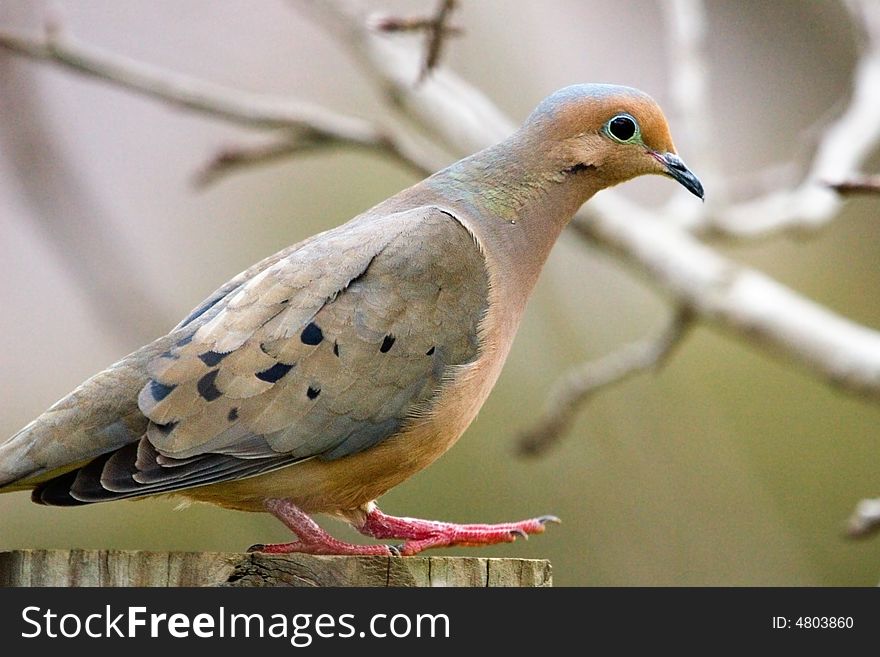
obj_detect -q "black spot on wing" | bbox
[425,346,435,356]
[228,407,239,422]
[307,386,321,400]
[256,362,294,383]
[197,370,222,402]
[149,380,176,402]
[333,341,340,357]
[300,322,324,345]
[380,334,396,353]
[198,350,228,367]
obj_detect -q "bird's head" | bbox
[524,83,704,199]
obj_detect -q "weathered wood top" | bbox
[0,550,552,587]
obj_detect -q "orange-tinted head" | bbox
[523,84,703,198]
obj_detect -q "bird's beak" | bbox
[656,152,704,200]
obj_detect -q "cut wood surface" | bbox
[0,550,552,587]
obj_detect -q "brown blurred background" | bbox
[1,0,879,585]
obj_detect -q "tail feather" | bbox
[31,436,302,506]
[31,469,90,506]
[0,334,178,492]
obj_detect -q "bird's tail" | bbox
[0,419,53,492]
[0,343,163,494]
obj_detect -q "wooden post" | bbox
[0,550,551,587]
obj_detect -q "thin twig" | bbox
[371,0,460,82]
[0,27,360,133]
[371,17,461,34]
[194,130,435,188]
[194,134,327,187]
[293,0,518,154]
[847,497,880,538]
[419,0,458,82]
[0,24,440,181]
[371,10,461,35]
[518,309,693,457]
[828,175,880,195]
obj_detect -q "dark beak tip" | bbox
[661,153,704,200]
[683,179,705,201]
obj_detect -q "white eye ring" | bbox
[605,114,640,143]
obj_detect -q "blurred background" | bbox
[1,0,879,586]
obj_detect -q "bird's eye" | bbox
[605,114,639,143]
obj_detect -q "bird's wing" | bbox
[34,206,490,504]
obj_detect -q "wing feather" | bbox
[32,206,489,503]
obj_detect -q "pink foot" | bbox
[358,506,560,556]
[249,499,394,556]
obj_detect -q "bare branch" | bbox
[572,205,880,399]
[518,310,692,457]
[707,0,880,237]
[194,130,435,188]
[0,23,442,181]
[293,0,521,153]
[0,27,367,134]
[371,0,461,82]
[194,134,327,188]
[828,174,880,195]
[419,0,458,81]
[371,13,461,35]
[847,497,880,538]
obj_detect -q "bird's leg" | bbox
[249,498,395,556]
[355,504,560,556]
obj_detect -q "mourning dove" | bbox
[0,84,702,555]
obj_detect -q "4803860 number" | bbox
[795,617,853,629]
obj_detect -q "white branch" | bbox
[847,497,880,538]
[294,0,515,155]
[0,24,443,178]
[709,0,880,237]
[570,209,880,398]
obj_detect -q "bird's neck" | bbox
[434,135,598,223]
[424,134,603,301]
